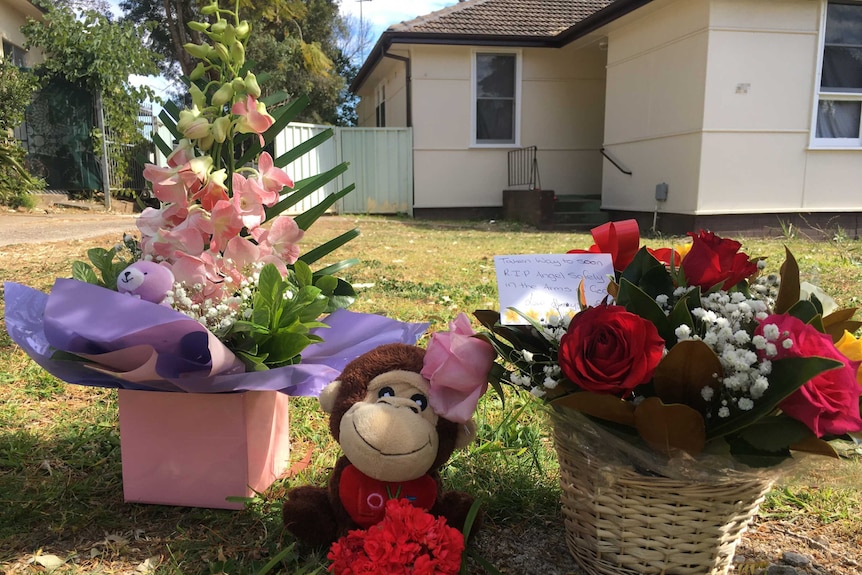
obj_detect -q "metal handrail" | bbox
[601,148,632,175]
[507,146,541,190]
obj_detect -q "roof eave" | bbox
[350,30,557,93]
[350,0,657,94]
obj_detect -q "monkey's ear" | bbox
[319,380,341,413]
[454,419,478,450]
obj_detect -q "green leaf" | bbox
[266,167,350,224]
[293,182,354,231]
[257,264,285,307]
[724,435,793,468]
[299,229,361,266]
[616,278,672,343]
[274,128,333,168]
[71,261,99,285]
[263,332,313,365]
[706,356,844,439]
[293,260,313,287]
[312,257,360,278]
[732,415,814,452]
[618,247,673,299]
[314,275,338,295]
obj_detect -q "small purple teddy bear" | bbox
[116,261,174,305]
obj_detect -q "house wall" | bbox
[601,0,711,215]
[603,0,861,223]
[406,42,607,210]
[0,0,44,66]
[698,0,821,214]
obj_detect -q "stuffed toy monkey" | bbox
[283,319,495,547]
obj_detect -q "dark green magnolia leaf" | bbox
[618,247,674,299]
[665,290,699,346]
[551,392,636,427]
[653,340,721,411]
[707,356,844,439]
[633,397,706,456]
[724,435,792,468]
[775,247,801,314]
[732,415,814,452]
[787,299,822,327]
[617,278,672,342]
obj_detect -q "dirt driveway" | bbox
[0,210,139,247]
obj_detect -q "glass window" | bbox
[815,2,862,145]
[2,40,27,68]
[474,52,517,144]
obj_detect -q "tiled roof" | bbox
[388,0,618,37]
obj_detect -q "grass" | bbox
[1,214,861,574]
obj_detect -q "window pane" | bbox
[825,3,862,45]
[477,99,514,142]
[816,100,861,138]
[821,46,862,91]
[476,54,515,98]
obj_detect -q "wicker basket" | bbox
[553,412,775,575]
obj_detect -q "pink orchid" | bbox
[254,216,304,264]
[170,251,226,302]
[223,236,288,285]
[209,200,244,253]
[166,139,195,168]
[146,225,206,260]
[142,163,189,205]
[231,173,266,230]
[136,204,188,238]
[192,168,229,211]
[231,95,274,144]
[258,152,294,197]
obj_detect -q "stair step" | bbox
[553,211,609,225]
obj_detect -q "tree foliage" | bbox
[0,59,44,207]
[21,3,161,146]
[120,0,353,124]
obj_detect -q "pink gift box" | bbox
[117,389,290,509]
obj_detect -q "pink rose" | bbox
[755,314,862,437]
[558,304,665,395]
[421,313,495,423]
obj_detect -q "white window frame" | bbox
[811,0,862,148]
[471,48,522,148]
[375,83,386,128]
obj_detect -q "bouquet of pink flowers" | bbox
[327,498,465,575]
[477,221,862,467]
[4,1,426,396]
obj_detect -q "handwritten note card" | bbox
[494,254,614,325]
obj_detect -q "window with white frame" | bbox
[473,51,519,145]
[815,1,862,146]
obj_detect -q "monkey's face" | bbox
[338,370,440,482]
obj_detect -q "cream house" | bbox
[0,0,44,67]
[351,0,862,235]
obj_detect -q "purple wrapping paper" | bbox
[4,279,428,396]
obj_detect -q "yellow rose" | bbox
[835,330,862,386]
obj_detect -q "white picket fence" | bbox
[274,123,413,215]
[154,122,413,215]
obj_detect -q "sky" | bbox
[339,0,454,41]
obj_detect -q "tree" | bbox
[0,59,43,207]
[22,4,161,147]
[120,0,353,124]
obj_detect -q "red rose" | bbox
[755,314,862,437]
[681,230,758,290]
[558,305,665,395]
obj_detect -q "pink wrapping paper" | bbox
[117,389,290,509]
